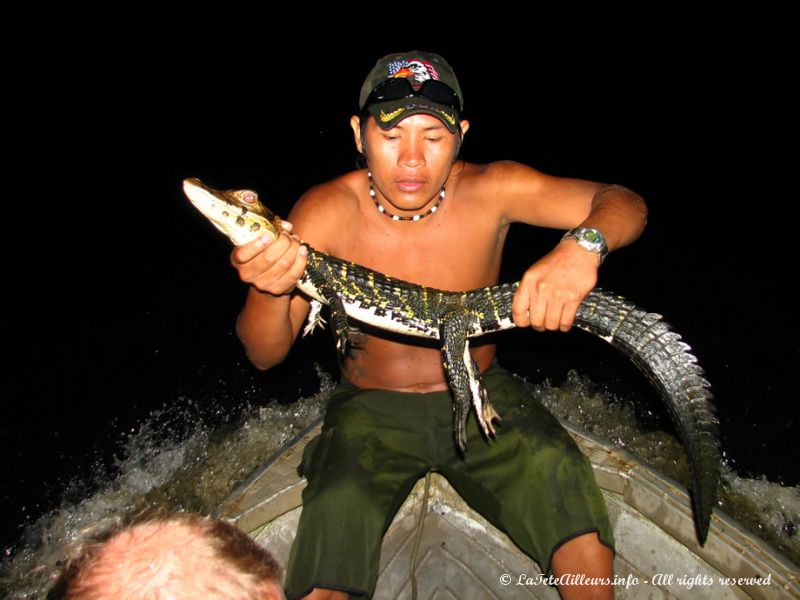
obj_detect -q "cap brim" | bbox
[367,98,459,133]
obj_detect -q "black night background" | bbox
[3,3,798,562]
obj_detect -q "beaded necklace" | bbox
[368,171,445,222]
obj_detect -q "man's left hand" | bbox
[511,240,600,332]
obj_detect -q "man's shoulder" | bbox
[459,160,544,184]
[455,161,547,210]
[288,170,363,249]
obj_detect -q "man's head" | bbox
[49,511,284,600]
[358,51,464,134]
[352,51,470,215]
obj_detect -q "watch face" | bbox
[563,228,607,261]
[581,229,604,244]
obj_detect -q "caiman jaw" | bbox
[182,177,283,246]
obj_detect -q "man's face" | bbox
[351,114,468,214]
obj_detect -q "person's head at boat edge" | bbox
[49,510,285,600]
[350,50,470,220]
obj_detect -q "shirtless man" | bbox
[232,51,647,600]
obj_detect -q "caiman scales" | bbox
[182,177,720,544]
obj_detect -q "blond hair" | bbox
[49,511,282,599]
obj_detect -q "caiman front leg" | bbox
[440,311,501,453]
[303,268,360,355]
[325,291,360,357]
[302,300,326,338]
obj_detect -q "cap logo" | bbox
[378,106,456,127]
[387,59,440,88]
[379,107,408,124]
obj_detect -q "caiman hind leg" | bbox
[440,311,501,453]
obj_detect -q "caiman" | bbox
[182,177,720,544]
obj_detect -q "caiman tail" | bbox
[575,290,718,544]
[182,177,720,545]
[478,283,719,544]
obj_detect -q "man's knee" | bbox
[552,530,613,570]
[551,531,614,600]
[302,588,349,600]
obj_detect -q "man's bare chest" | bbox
[329,215,507,291]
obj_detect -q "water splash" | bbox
[1,368,797,598]
[0,369,333,600]
[719,470,800,563]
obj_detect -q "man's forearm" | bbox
[579,184,648,252]
[236,287,298,370]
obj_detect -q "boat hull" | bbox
[217,419,799,599]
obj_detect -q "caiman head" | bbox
[182,177,283,246]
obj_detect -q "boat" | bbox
[216,416,800,599]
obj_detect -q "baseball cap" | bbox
[358,51,463,133]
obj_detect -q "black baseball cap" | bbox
[358,51,463,133]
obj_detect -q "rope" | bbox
[410,470,433,600]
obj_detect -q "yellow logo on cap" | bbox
[436,109,457,126]
[380,106,456,127]
[379,107,407,123]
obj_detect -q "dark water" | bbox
[3,3,799,587]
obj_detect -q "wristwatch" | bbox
[561,227,608,263]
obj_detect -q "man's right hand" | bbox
[230,221,308,296]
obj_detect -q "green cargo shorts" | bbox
[284,367,614,599]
